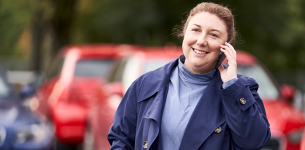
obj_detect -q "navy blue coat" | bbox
[108,56,271,150]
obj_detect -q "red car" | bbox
[87,46,183,150]
[30,44,134,148]
[88,49,305,150]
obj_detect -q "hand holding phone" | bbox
[214,39,233,69]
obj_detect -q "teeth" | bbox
[193,49,206,54]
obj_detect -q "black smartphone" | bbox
[214,39,233,69]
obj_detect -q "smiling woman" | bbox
[182,11,229,74]
[108,2,271,150]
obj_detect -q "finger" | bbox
[221,43,236,59]
[220,45,233,56]
[225,42,234,50]
[220,48,230,57]
[225,42,236,55]
[220,48,235,64]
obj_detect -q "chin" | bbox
[192,64,214,74]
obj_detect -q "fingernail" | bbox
[221,48,225,51]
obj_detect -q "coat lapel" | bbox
[179,69,226,150]
[140,57,178,149]
[143,86,168,149]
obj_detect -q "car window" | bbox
[74,59,114,77]
[108,58,128,82]
[118,58,173,93]
[237,65,279,99]
[143,59,173,73]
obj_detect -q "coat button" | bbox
[215,126,222,133]
[143,141,148,149]
[240,98,246,105]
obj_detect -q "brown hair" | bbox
[177,2,237,44]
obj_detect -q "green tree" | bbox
[0,0,30,54]
[73,0,305,72]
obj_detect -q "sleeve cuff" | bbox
[222,78,238,89]
[220,78,256,111]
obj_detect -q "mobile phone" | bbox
[214,39,233,69]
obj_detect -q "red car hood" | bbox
[53,77,104,106]
[263,100,305,134]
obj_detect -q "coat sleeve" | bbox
[220,75,271,149]
[107,80,140,150]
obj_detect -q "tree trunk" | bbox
[30,0,78,72]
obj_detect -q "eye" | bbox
[191,28,200,32]
[210,33,219,38]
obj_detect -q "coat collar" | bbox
[138,55,181,102]
[141,55,182,123]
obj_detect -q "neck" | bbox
[183,62,214,74]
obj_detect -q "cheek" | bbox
[182,42,190,56]
[183,34,197,45]
[182,37,192,53]
[208,41,222,52]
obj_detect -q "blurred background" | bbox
[1,0,305,149]
[1,0,305,90]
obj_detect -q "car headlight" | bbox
[288,128,304,143]
[15,123,50,144]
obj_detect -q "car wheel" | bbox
[82,125,94,150]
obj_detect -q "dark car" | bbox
[0,66,53,150]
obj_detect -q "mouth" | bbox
[192,48,209,55]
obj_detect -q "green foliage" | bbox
[1,0,305,71]
[228,0,305,71]
[0,0,31,54]
[72,0,305,71]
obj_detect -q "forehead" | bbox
[188,11,227,32]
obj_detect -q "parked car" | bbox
[86,47,183,150]
[0,66,53,150]
[88,49,305,150]
[30,44,134,149]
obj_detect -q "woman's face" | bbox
[182,11,228,74]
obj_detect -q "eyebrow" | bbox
[193,24,200,27]
[211,29,222,35]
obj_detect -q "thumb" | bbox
[218,64,224,72]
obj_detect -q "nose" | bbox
[196,34,207,46]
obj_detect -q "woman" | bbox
[108,2,271,150]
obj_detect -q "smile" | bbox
[192,48,208,54]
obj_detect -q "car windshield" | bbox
[144,59,174,73]
[74,59,114,77]
[237,65,279,100]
